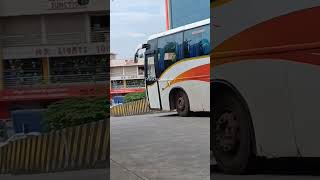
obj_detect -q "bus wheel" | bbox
[212,92,253,174]
[176,91,190,117]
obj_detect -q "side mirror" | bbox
[142,44,150,50]
[134,52,139,63]
[134,43,150,63]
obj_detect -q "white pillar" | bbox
[85,14,91,43]
[41,15,47,44]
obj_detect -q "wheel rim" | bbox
[177,95,185,112]
[214,110,240,155]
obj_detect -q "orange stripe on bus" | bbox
[168,64,210,88]
[212,6,320,67]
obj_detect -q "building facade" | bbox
[0,0,109,121]
[165,0,209,30]
[110,58,145,105]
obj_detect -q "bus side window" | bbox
[183,25,210,58]
[158,32,183,75]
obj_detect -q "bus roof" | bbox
[147,18,210,41]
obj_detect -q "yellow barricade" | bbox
[110,99,151,117]
[0,119,109,174]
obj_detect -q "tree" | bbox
[124,92,145,103]
[43,97,109,131]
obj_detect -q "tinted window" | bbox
[50,55,107,83]
[170,0,209,29]
[111,80,124,89]
[3,59,43,87]
[145,39,158,80]
[146,39,158,54]
[183,25,210,58]
[158,32,183,74]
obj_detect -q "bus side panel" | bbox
[212,0,320,49]
[158,57,210,112]
[161,81,210,112]
[288,62,320,157]
[212,0,320,157]
[212,60,298,157]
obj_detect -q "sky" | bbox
[110,0,166,59]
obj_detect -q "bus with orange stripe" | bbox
[135,19,210,116]
[211,0,320,174]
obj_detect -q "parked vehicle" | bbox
[135,19,210,116]
[211,0,320,174]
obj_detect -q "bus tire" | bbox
[212,91,253,174]
[176,90,190,117]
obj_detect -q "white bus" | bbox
[135,19,210,116]
[211,0,320,174]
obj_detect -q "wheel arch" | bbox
[169,87,188,110]
[211,79,257,156]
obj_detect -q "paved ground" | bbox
[0,169,108,180]
[111,159,145,180]
[111,112,210,180]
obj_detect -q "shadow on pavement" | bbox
[212,157,320,176]
[161,112,210,117]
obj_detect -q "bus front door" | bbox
[145,53,161,110]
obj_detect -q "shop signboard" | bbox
[3,42,108,60]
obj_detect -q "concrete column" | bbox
[105,19,109,99]
[123,80,127,88]
[41,15,47,44]
[42,57,50,84]
[85,14,91,43]
[0,19,4,91]
[0,47,4,91]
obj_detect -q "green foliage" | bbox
[124,92,146,103]
[43,97,109,131]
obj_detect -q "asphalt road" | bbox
[111,112,210,180]
[111,112,320,180]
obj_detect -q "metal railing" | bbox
[0,31,109,47]
[91,31,109,43]
[3,73,108,88]
[4,76,44,87]
[126,84,145,88]
[111,85,125,89]
[47,32,85,45]
[111,84,145,89]
[1,34,42,47]
[50,73,108,84]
